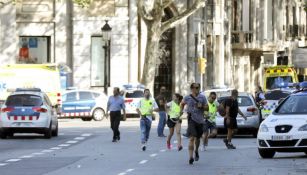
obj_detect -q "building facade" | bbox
[1,0,306,96]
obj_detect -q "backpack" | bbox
[218,100,226,117]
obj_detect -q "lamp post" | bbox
[101,20,112,95]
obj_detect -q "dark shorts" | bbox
[167,118,182,128]
[224,118,238,129]
[203,120,216,132]
[187,119,204,139]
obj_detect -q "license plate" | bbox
[271,135,292,141]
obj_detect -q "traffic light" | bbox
[198,57,207,74]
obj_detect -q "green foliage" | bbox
[73,0,91,8]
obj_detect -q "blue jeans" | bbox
[157,111,167,136]
[140,117,152,144]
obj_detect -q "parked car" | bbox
[60,90,107,121]
[257,84,307,158]
[0,88,58,139]
[122,89,144,121]
[261,89,292,120]
[216,92,261,137]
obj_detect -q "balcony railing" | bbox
[231,31,253,44]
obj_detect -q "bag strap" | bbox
[190,94,199,103]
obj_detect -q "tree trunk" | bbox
[141,24,161,93]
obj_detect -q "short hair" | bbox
[114,87,120,93]
[144,89,150,93]
[174,93,183,102]
[231,89,238,96]
[190,83,200,89]
[209,92,217,96]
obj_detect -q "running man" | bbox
[166,93,183,151]
[136,89,159,151]
[202,91,218,151]
[181,83,208,165]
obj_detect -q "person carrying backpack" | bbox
[223,89,247,149]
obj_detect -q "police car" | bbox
[261,89,293,120]
[257,82,307,158]
[0,88,58,139]
[60,90,107,121]
[121,84,145,120]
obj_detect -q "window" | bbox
[266,76,293,90]
[6,95,43,106]
[91,36,109,87]
[18,36,50,64]
[275,96,307,114]
[63,92,77,102]
[125,91,144,98]
[218,96,253,107]
[79,91,94,100]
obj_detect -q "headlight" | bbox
[259,124,269,132]
[298,124,307,131]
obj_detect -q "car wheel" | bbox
[92,108,105,121]
[44,123,52,139]
[81,118,92,121]
[52,123,58,137]
[0,132,7,139]
[121,114,127,121]
[258,149,275,158]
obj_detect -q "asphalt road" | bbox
[0,118,306,175]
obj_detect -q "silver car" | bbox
[0,88,58,139]
[216,92,261,137]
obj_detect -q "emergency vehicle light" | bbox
[1,107,14,112]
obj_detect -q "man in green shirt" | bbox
[202,92,218,151]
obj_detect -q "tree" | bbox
[138,0,206,91]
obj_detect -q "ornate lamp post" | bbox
[101,20,112,94]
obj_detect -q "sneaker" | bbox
[189,158,194,165]
[142,144,146,151]
[194,151,199,161]
[112,139,117,142]
[167,141,171,150]
[178,145,183,151]
[201,144,207,152]
[227,143,236,149]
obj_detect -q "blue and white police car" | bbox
[60,90,107,121]
[0,88,58,139]
[257,82,307,158]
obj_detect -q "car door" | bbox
[61,91,78,116]
[76,91,96,116]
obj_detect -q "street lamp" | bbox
[101,20,112,95]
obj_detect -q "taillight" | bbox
[247,107,257,112]
[125,99,133,103]
[57,93,61,104]
[1,107,14,112]
[32,107,48,113]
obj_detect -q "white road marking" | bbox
[66,140,78,144]
[58,144,70,147]
[126,169,134,172]
[81,133,92,137]
[0,163,8,166]
[50,147,62,150]
[74,137,85,140]
[139,160,148,164]
[173,140,178,144]
[160,149,166,152]
[42,150,54,153]
[6,159,21,162]
[19,155,33,159]
[59,133,65,136]
[32,152,44,155]
[150,154,157,157]
[118,173,126,175]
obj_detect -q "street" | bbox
[0,118,306,175]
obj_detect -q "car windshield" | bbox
[275,95,307,114]
[266,76,293,90]
[125,91,144,98]
[218,96,253,106]
[264,90,291,100]
[5,94,43,106]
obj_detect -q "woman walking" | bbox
[166,93,183,151]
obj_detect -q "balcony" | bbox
[231,31,254,50]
